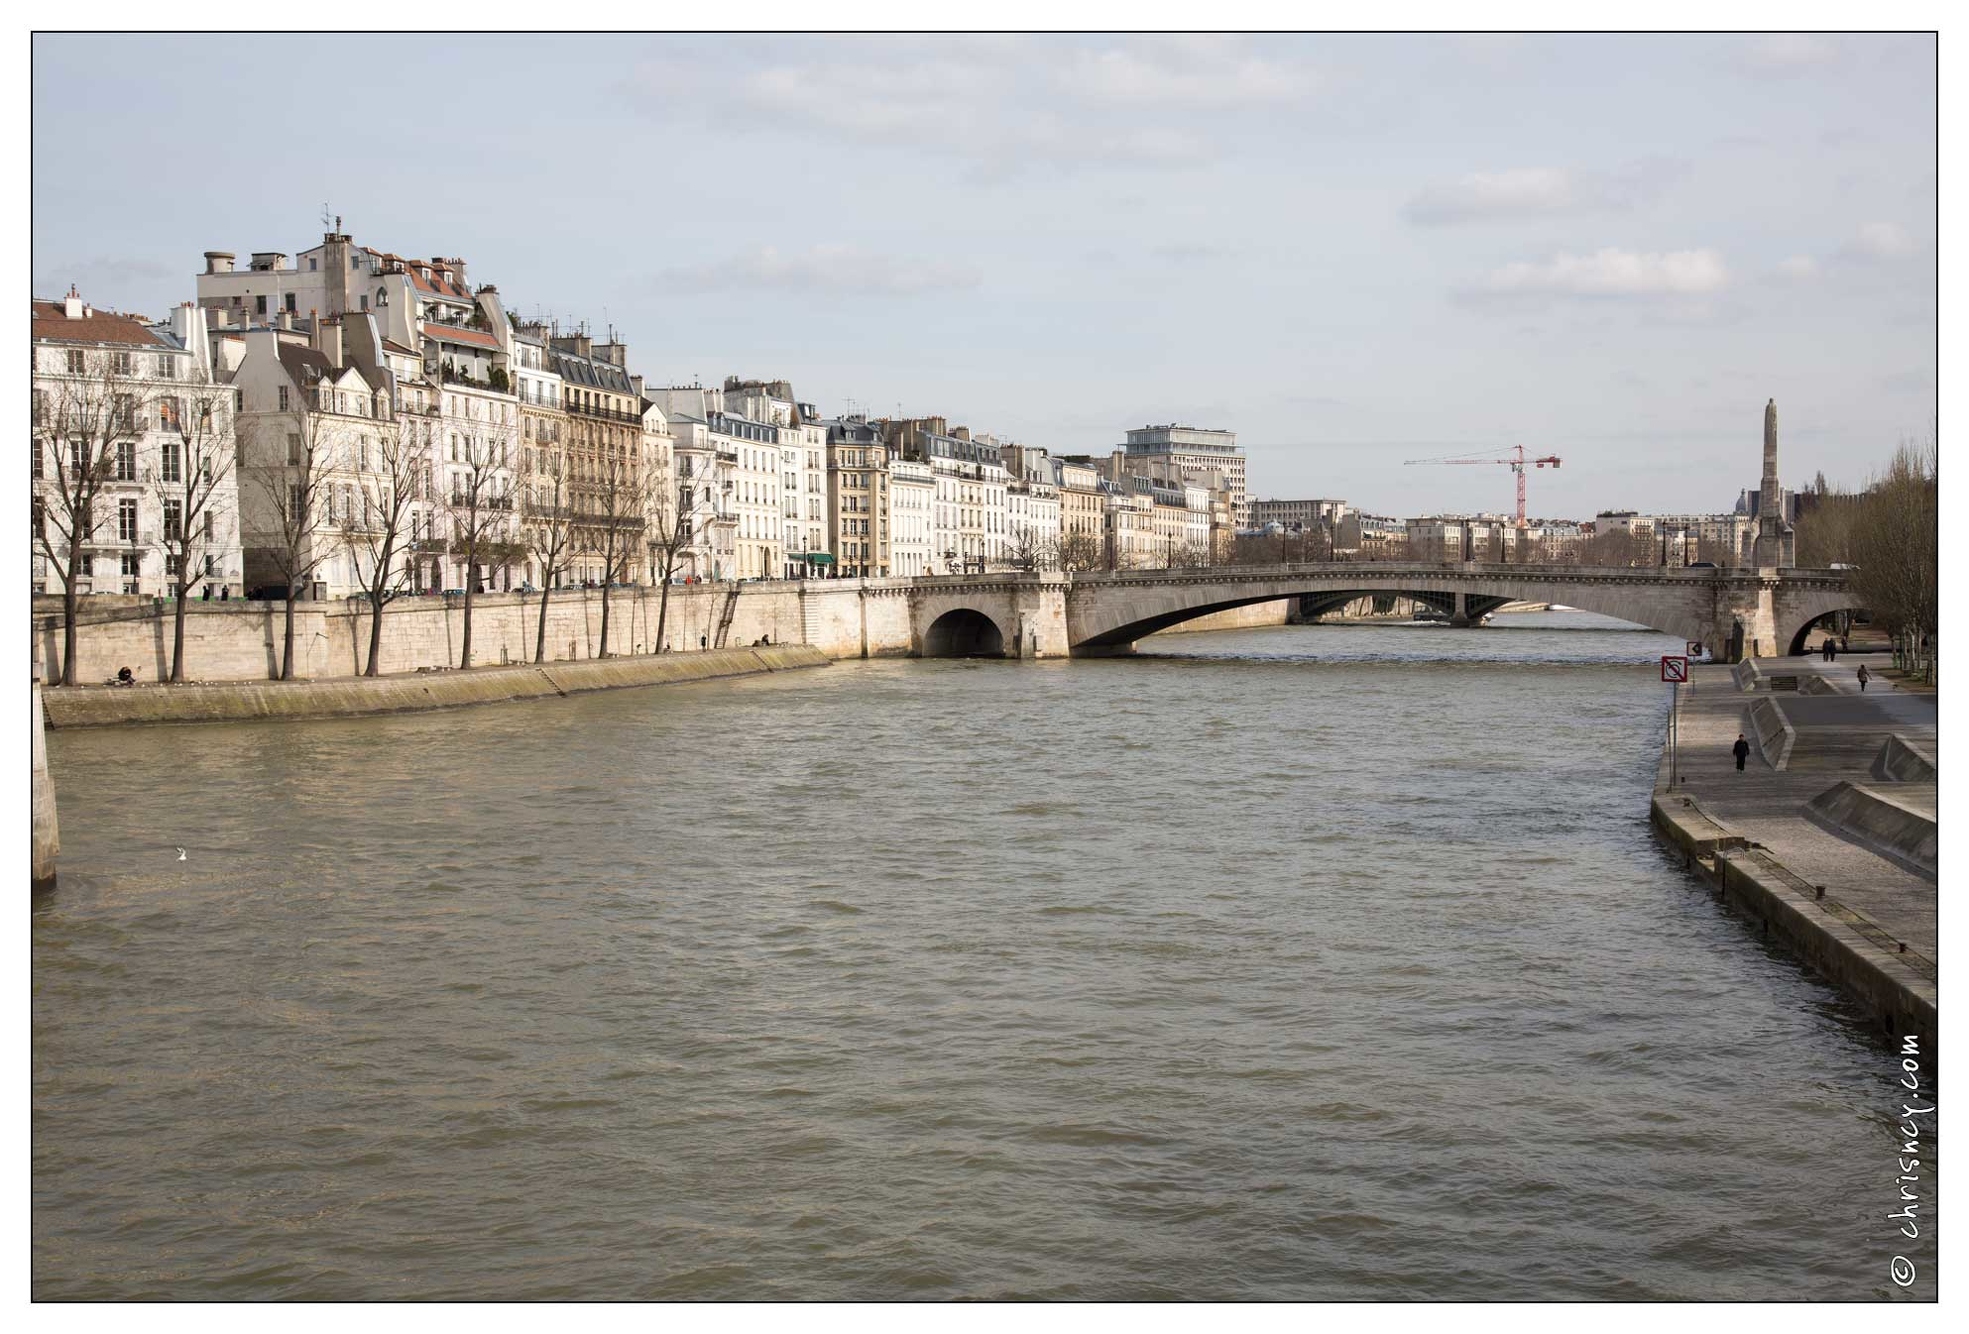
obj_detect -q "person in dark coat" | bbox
[1733,733,1751,771]
[1857,664,1872,692]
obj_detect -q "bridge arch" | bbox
[922,607,1007,658]
[1785,606,1870,656]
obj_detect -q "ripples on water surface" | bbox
[34,613,1922,1299]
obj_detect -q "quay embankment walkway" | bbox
[1650,657,1937,1056]
[40,644,828,730]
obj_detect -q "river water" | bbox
[33,612,1923,1299]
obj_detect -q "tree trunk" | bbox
[61,579,79,686]
[535,585,551,663]
[281,585,298,680]
[365,596,385,677]
[655,572,672,654]
[460,578,476,669]
[170,576,188,683]
[598,579,612,658]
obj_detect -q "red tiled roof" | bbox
[423,323,499,349]
[407,268,468,299]
[30,300,168,347]
[381,338,420,355]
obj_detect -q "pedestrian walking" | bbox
[1733,733,1751,772]
[1857,664,1871,692]
[1826,637,1838,662]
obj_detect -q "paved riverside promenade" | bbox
[1657,657,1936,1047]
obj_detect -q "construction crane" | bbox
[1403,445,1562,528]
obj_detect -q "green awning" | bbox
[801,552,836,565]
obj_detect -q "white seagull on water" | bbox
[176,847,187,861]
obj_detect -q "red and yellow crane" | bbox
[1403,445,1562,528]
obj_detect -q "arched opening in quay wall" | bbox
[922,608,1006,658]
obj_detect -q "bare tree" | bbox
[343,423,419,677]
[1005,523,1051,573]
[581,443,653,658]
[250,410,343,680]
[146,384,238,682]
[520,435,580,664]
[1056,529,1105,574]
[1578,528,1654,569]
[647,459,709,655]
[1849,432,1937,639]
[33,364,153,684]
[444,429,516,669]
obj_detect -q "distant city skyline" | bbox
[32,31,1936,517]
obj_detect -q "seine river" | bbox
[33,612,1919,1299]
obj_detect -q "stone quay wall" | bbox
[35,581,915,685]
[41,645,829,730]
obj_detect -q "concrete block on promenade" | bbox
[1871,734,1937,784]
[1731,659,1761,691]
[1746,696,1795,770]
[1805,780,1938,880]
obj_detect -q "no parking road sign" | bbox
[1661,655,1689,683]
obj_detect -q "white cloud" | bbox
[623,35,1315,176]
[1059,36,1311,108]
[1776,255,1820,280]
[1741,34,1837,71]
[1406,168,1580,225]
[1464,248,1729,301]
[657,245,981,297]
[1404,159,1684,225]
[1849,221,1914,258]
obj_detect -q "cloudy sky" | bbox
[33,32,1935,518]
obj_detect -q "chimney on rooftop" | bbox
[63,286,84,320]
[204,251,235,275]
[315,313,343,366]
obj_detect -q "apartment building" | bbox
[825,415,891,577]
[888,457,934,577]
[1120,423,1247,527]
[1250,497,1348,531]
[32,291,243,598]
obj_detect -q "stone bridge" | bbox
[903,564,1858,660]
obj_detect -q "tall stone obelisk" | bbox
[1753,398,1792,567]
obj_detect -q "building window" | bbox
[112,351,133,375]
[118,499,138,542]
[255,295,268,316]
[66,348,84,373]
[162,440,182,483]
[287,433,302,465]
[121,553,140,577]
[164,499,183,543]
[284,293,297,314]
[116,440,136,481]
[278,385,290,412]
[309,257,318,271]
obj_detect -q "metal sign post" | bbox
[1661,656,1689,787]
